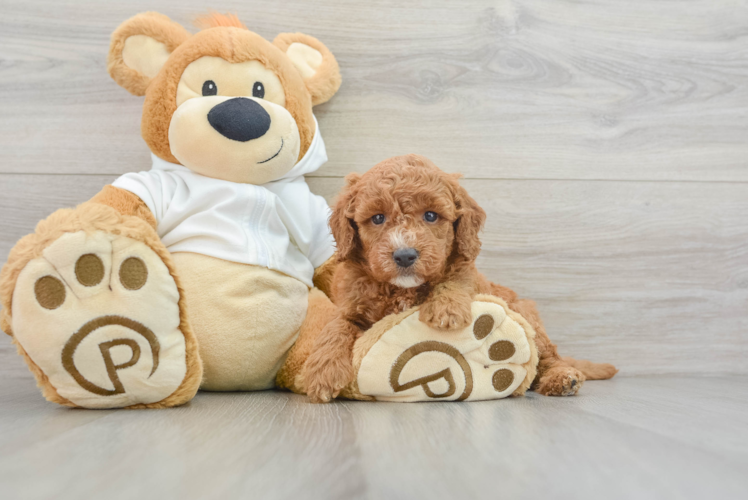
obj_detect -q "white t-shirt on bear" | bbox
[112,119,334,288]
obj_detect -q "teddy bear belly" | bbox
[171,252,309,391]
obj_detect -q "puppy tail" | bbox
[561,357,618,380]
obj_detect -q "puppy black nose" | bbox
[393,248,419,268]
[207,97,271,142]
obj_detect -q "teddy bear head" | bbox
[107,12,341,184]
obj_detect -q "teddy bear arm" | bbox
[89,185,157,229]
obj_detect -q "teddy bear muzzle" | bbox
[168,95,301,185]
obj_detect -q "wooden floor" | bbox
[0,374,746,500]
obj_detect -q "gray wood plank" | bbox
[0,0,747,180]
[0,376,746,500]
[1,174,746,377]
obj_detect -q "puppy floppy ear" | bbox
[330,173,362,261]
[273,33,342,106]
[450,175,487,262]
[108,12,191,96]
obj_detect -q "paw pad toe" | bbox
[473,314,494,339]
[34,276,66,310]
[119,257,148,290]
[492,369,515,392]
[74,254,105,287]
[488,340,515,361]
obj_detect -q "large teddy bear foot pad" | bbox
[2,206,201,409]
[349,294,539,402]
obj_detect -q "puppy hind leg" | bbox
[561,356,618,380]
[509,299,585,396]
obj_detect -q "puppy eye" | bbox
[371,214,386,225]
[424,211,438,223]
[202,80,217,96]
[253,82,265,99]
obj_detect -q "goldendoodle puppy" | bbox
[304,154,617,403]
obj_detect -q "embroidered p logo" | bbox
[61,315,160,396]
[389,341,474,401]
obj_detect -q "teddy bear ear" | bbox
[108,12,191,96]
[273,33,342,106]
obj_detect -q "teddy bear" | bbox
[0,12,541,408]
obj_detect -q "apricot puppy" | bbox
[303,154,617,403]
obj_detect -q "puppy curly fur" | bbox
[303,154,617,402]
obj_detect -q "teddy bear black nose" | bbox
[393,248,419,268]
[207,97,271,142]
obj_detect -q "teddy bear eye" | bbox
[202,80,217,96]
[371,214,385,225]
[424,211,438,223]
[253,82,265,99]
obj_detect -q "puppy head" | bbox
[331,154,486,287]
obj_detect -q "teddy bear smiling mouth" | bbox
[257,138,284,164]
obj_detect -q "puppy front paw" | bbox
[303,357,354,404]
[419,295,473,330]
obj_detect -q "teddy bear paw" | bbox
[355,297,537,402]
[10,230,191,408]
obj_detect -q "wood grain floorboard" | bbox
[0,376,746,500]
[0,0,746,180]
